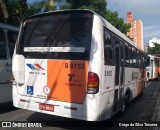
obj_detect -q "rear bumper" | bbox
[12,83,101,121]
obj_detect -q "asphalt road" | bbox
[116,81,158,121]
[0,81,160,130]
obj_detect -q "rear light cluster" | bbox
[87,72,99,94]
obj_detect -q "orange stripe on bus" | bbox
[155,66,160,78]
[137,81,141,95]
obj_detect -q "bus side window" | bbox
[128,45,132,66]
[139,53,142,67]
[120,42,124,85]
[125,44,129,67]
[104,29,114,65]
[0,29,7,59]
[7,30,18,58]
[136,50,140,67]
[132,48,136,67]
[136,50,138,67]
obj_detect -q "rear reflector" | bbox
[87,72,99,94]
[20,99,25,102]
[20,99,30,103]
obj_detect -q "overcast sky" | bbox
[107,0,160,45]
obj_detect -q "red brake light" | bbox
[87,72,99,94]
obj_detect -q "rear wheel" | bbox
[125,91,130,106]
[120,103,126,113]
[139,90,143,97]
[120,91,130,113]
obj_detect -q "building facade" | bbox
[126,12,144,50]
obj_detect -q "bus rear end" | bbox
[0,23,18,103]
[12,10,102,121]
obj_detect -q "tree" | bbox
[28,0,56,15]
[61,0,130,34]
[61,0,107,17]
[0,0,57,26]
[0,0,9,23]
[148,43,160,54]
[105,10,131,35]
[0,0,131,35]
[0,0,28,26]
[17,0,27,21]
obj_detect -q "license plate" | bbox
[39,103,54,112]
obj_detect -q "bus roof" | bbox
[27,9,95,19]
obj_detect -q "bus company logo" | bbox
[26,64,45,71]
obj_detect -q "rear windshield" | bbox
[17,11,93,60]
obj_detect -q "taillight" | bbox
[87,72,99,94]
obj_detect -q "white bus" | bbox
[12,10,149,121]
[146,55,160,80]
[0,23,19,103]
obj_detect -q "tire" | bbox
[120,91,130,113]
[125,91,130,106]
[139,90,143,97]
[120,103,126,113]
